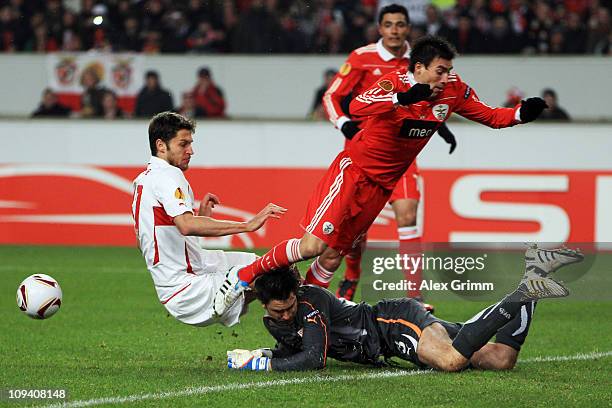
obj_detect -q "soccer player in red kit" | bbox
[214,36,548,316]
[321,4,456,304]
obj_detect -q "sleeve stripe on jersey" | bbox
[355,44,377,55]
[323,77,344,124]
[300,300,328,366]
[355,89,394,104]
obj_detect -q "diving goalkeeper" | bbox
[227,245,582,372]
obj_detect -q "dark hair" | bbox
[198,66,211,78]
[254,266,300,305]
[378,4,409,25]
[409,35,456,72]
[542,88,557,99]
[145,70,159,79]
[148,112,195,155]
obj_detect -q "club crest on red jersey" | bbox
[322,221,335,235]
[432,104,449,121]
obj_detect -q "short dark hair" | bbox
[254,266,301,305]
[542,88,557,99]
[148,112,195,155]
[198,66,211,78]
[378,4,409,25]
[145,70,159,80]
[408,35,456,72]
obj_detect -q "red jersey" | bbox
[323,39,410,129]
[348,69,521,190]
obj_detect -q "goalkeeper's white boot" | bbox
[524,244,584,276]
[214,266,249,317]
[513,268,570,301]
[514,244,584,301]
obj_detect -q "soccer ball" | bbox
[16,274,63,319]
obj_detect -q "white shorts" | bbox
[161,250,257,327]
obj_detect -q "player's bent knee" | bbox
[318,255,341,271]
[395,213,417,228]
[495,346,518,370]
[299,234,327,258]
[417,324,469,372]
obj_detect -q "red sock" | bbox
[238,238,303,283]
[343,253,362,281]
[398,226,422,299]
[304,257,334,288]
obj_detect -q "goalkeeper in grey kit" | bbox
[227,245,583,371]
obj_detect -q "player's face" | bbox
[378,13,410,51]
[414,57,453,98]
[265,293,298,322]
[158,129,194,171]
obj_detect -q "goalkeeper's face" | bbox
[264,293,298,322]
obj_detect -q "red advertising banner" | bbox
[1,165,610,247]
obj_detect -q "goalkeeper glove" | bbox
[340,120,361,140]
[227,349,272,371]
[396,83,433,106]
[519,98,548,123]
[437,123,457,154]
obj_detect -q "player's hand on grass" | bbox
[396,83,433,106]
[246,203,287,232]
[198,193,220,217]
[227,349,271,371]
[437,123,457,154]
[340,120,362,140]
[519,97,548,123]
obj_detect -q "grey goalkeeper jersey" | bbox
[263,285,383,371]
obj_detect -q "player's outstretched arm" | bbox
[456,83,547,128]
[245,203,288,232]
[173,203,286,237]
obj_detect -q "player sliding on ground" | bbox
[227,245,583,371]
[131,112,286,327]
[215,35,550,316]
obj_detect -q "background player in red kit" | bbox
[321,4,456,304]
[214,36,548,316]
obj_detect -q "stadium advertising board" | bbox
[1,121,611,247]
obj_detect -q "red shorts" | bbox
[300,152,391,255]
[389,161,420,203]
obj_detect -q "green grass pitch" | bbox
[1,245,611,407]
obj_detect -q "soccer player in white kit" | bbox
[132,112,286,327]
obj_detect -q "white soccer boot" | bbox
[513,244,584,301]
[524,244,584,276]
[214,266,249,317]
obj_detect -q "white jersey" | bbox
[131,156,256,327]
[131,156,202,301]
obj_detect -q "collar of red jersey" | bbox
[148,156,171,168]
[376,39,411,62]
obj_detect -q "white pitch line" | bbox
[520,350,612,363]
[35,350,612,408]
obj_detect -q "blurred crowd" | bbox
[1,0,610,55]
[32,66,227,119]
